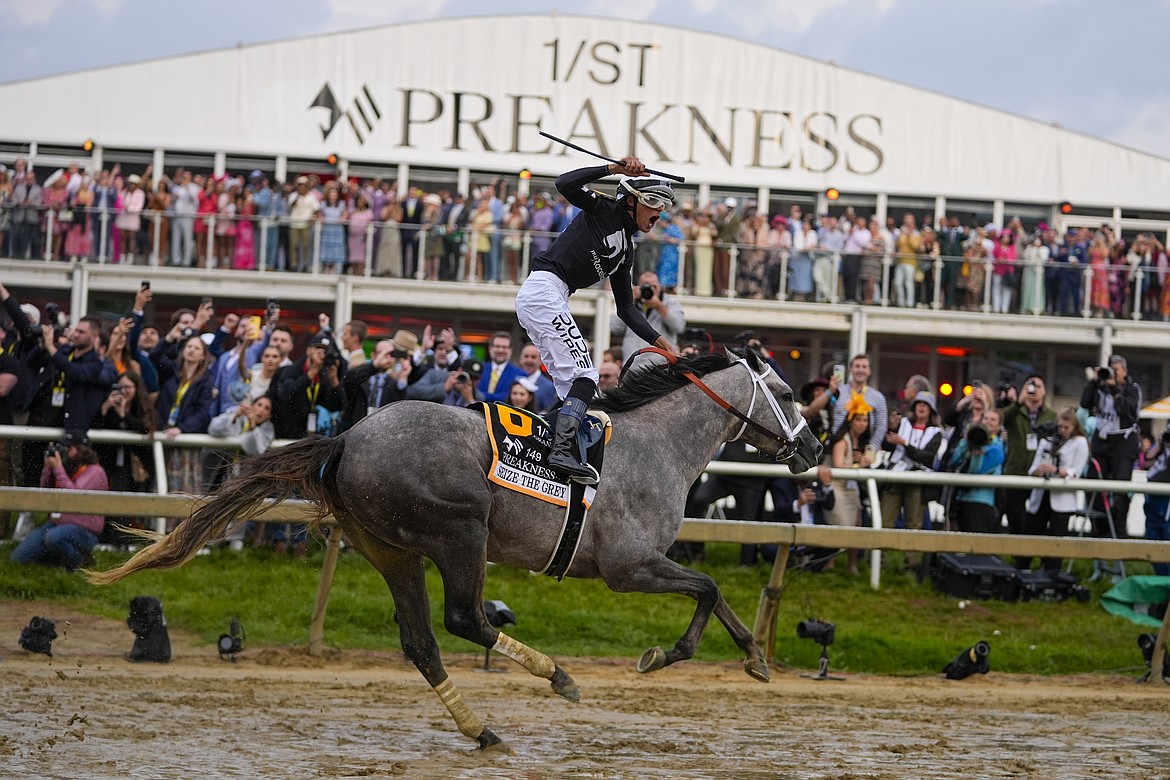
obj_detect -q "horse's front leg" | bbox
[601,554,769,682]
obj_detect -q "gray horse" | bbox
[90,349,820,750]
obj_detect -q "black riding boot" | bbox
[547,397,598,484]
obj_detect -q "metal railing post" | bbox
[257,217,268,273]
[677,240,688,295]
[43,210,54,262]
[932,254,944,310]
[98,209,110,263]
[312,220,322,275]
[727,244,739,298]
[1132,267,1144,321]
[152,437,169,534]
[880,252,892,307]
[151,211,161,266]
[467,230,479,283]
[205,215,217,268]
[1082,263,1093,318]
[777,249,789,301]
[364,221,375,277]
[982,256,993,313]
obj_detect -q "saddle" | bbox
[473,402,611,579]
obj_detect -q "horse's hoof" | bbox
[550,666,580,702]
[636,646,667,674]
[744,657,771,683]
[476,727,511,753]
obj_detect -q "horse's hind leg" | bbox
[432,553,580,703]
[604,554,769,683]
[354,535,506,750]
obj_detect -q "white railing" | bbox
[2,203,1161,318]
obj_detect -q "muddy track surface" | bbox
[3,601,1169,779]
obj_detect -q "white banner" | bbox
[4,14,1168,206]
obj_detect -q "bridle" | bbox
[618,348,808,461]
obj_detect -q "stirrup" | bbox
[549,457,599,485]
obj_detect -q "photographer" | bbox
[946,408,1005,533]
[764,465,836,569]
[9,434,108,570]
[1016,407,1089,571]
[880,392,943,568]
[609,271,685,367]
[1079,355,1142,537]
[1001,374,1056,535]
[443,359,485,408]
[1141,428,1170,576]
[270,331,345,439]
[28,314,115,437]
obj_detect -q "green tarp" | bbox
[1101,576,1170,628]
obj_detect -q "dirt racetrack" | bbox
[2,600,1169,780]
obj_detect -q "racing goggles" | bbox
[632,191,675,211]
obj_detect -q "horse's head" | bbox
[722,348,823,473]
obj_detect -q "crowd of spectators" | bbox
[0,270,1164,574]
[3,159,1167,319]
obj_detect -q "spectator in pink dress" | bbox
[232,190,255,270]
[990,229,1016,313]
[346,194,374,276]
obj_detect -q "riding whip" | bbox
[539,131,686,183]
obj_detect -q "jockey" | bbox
[516,156,679,484]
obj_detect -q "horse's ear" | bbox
[723,347,739,364]
[743,346,763,373]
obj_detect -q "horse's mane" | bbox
[593,353,735,413]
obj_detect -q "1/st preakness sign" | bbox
[307,31,885,178]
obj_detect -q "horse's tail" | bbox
[86,435,346,586]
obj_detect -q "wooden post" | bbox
[308,529,343,657]
[752,542,791,665]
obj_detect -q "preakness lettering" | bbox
[309,38,884,175]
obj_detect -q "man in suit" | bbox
[518,343,557,414]
[477,331,525,405]
[441,192,469,280]
[400,187,424,278]
[342,333,414,431]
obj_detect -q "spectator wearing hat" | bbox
[287,176,320,272]
[507,376,539,412]
[800,374,839,446]
[478,331,526,405]
[114,174,146,264]
[712,197,741,295]
[880,390,943,549]
[10,434,108,570]
[268,330,345,440]
[343,331,417,430]
[421,193,446,281]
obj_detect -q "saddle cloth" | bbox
[474,402,610,507]
[473,402,611,579]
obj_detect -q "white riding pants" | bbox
[516,271,597,399]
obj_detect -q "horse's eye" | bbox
[782,392,793,403]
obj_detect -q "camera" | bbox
[44,441,66,459]
[266,298,280,317]
[1024,382,1038,395]
[110,382,124,396]
[1035,420,1059,441]
[1096,366,1114,383]
[796,618,836,646]
[965,423,990,449]
[639,283,656,300]
[456,372,470,384]
[179,326,195,340]
[322,351,340,369]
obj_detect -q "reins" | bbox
[617,347,804,458]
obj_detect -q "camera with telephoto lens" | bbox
[796,618,836,646]
[965,423,991,449]
[44,441,67,459]
[28,301,64,341]
[1035,420,1059,442]
[1096,366,1114,383]
[456,359,484,385]
[640,283,656,300]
